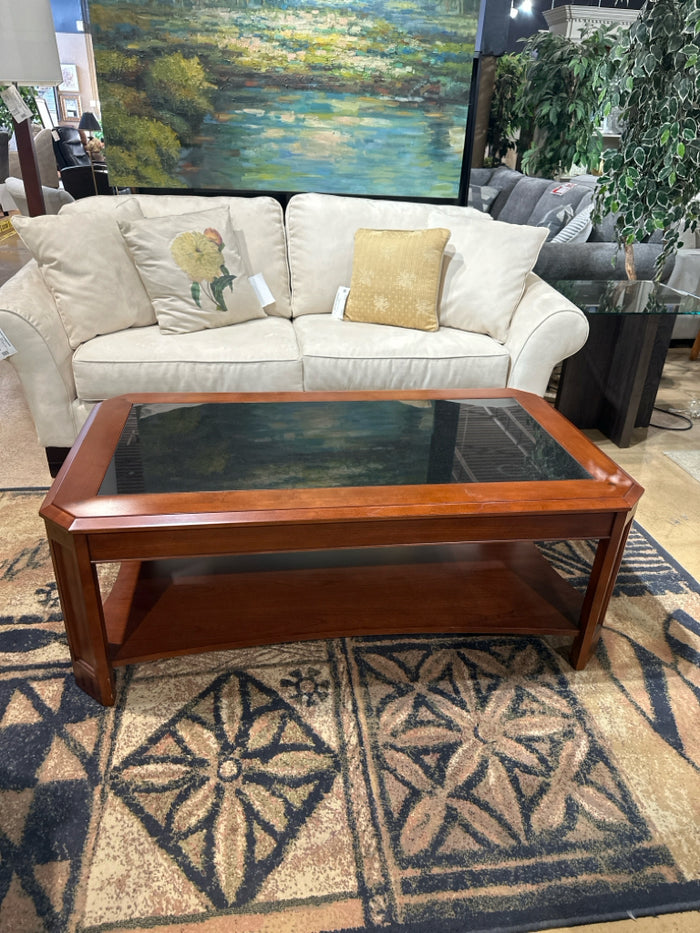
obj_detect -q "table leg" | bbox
[47,532,116,705]
[570,509,636,669]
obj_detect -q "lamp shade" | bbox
[0,0,62,86]
[79,112,101,132]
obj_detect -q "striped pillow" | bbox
[551,203,594,244]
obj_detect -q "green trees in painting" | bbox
[90,0,479,192]
[96,49,212,187]
[145,54,215,141]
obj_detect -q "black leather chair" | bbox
[60,163,112,199]
[52,126,92,169]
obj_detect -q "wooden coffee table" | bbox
[40,389,643,706]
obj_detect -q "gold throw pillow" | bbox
[344,227,450,332]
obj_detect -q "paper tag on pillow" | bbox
[0,329,17,360]
[249,273,275,308]
[332,286,351,319]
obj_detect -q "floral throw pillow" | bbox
[119,207,267,334]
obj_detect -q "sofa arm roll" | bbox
[504,273,589,396]
[0,261,79,447]
[535,242,675,283]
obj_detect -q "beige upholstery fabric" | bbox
[344,227,450,332]
[428,210,548,343]
[0,261,80,447]
[61,194,293,319]
[13,201,155,348]
[72,317,303,400]
[286,193,490,318]
[0,190,591,450]
[504,273,590,396]
[119,207,266,335]
[3,177,73,215]
[294,314,510,391]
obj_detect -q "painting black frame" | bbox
[91,0,510,205]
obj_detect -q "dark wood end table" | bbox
[554,279,700,447]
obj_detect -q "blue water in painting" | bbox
[176,87,469,198]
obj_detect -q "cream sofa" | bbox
[0,191,589,473]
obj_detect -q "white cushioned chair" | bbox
[3,176,74,215]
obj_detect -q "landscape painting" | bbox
[89,0,480,197]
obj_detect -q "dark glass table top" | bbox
[553,279,700,315]
[98,398,591,496]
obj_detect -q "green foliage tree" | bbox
[593,0,700,279]
[514,28,613,178]
[486,53,527,167]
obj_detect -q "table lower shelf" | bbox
[102,541,585,665]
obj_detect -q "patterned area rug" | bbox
[1,489,700,933]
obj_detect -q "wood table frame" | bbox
[40,389,644,706]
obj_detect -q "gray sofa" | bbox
[469,166,673,283]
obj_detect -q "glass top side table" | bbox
[553,280,700,447]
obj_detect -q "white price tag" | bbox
[551,182,575,196]
[0,328,17,360]
[0,85,32,124]
[332,286,350,320]
[249,273,275,308]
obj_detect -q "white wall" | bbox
[55,31,101,125]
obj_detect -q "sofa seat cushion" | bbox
[294,314,510,391]
[72,317,302,401]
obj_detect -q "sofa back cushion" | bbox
[12,200,156,349]
[495,177,595,242]
[427,210,548,342]
[61,194,293,318]
[468,168,493,187]
[483,166,524,217]
[525,182,594,240]
[286,192,486,318]
[492,177,552,225]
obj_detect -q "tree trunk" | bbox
[624,242,636,280]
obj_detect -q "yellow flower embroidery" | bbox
[170,227,236,312]
[171,230,223,282]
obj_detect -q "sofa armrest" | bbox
[0,260,79,447]
[504,273,589,396]
[535,241,675,283]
